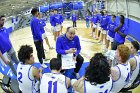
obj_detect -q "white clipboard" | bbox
[61,53,76,69]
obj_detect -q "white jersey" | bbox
[84,77,112,93]
[125,55,140,87]
[40,73,68,93]
[17,62,39,93]
[111,62,131,93]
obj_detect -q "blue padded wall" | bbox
[127,19,140,42]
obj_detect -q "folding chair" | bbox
[10,79,21,93]
[1,74,11,93]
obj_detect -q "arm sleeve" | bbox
[75,37,81,56]
[56,37,66,54]
[32,20,43,41]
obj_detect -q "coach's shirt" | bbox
[107,20,117,38]
[114,24,128,43]
[0,27,12,54]
[30,16,43,41]
[56,34,81,56]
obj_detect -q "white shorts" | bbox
[101,29,107,34]
[61,23,63,27]
[51,26,54,32]
[54,24,61,32]
[42,33,47,39]
[107,35,114,42]
[93,23,97,28]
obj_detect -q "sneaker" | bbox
[41,63,47,68]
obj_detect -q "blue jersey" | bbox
[91,15,98,24]
[97,13,101,22]
[59,14,63,24]
[30,16,43,41]
[107,20,117,38]
[72,14,77,21]
[100,15,109,30]
[39,19,46,34]
[53,14,62,26]
[85,16,90,22]
[0,27,12,54]
[50,14,54,26]
[114,24,128,43]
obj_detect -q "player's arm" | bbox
[111,66,120,81]
[32,66,42,80]
[72,77,84,93]
[66,77,71,88]
[128,57,136,70]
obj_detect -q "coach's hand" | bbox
[66,48,77,53]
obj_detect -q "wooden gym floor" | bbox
[0,20,139,93]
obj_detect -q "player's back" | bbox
[84,77,112,93]
[17,62,37,93]
[111,62,130,93]
[40,73,68,93]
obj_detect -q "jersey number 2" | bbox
[18,72,22,83]
[48,81,57,93]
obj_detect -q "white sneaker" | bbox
[41,63,47,68]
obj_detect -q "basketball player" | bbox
[60,13,64,34]
[91,12,98,38]
[40,58,70,93]
[112,15,128,50]
[98,11,109,45]
[30,8,45,64]
[49,10,54,34]
[110,45,131,93]
[72,53,112,93]
[53,9,62,41]
[38,12,53,50]
[106,15,117,49]
[17,45,42,93]
[123,41,140,89]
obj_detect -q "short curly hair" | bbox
[117,44,130,63]
[85,53,110,85]
[18,45,33,64]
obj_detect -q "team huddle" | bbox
[0,6,140,93]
